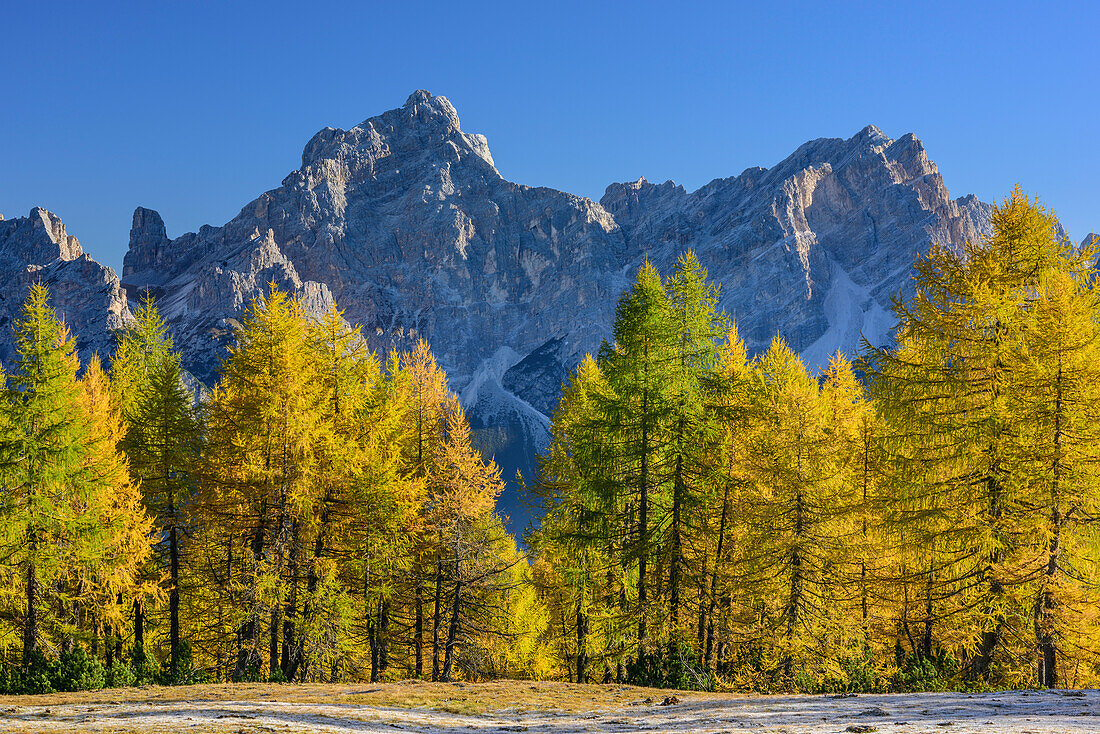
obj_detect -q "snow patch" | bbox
[799,260,893,373]
[459,346,522,408]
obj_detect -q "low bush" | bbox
[889,649,959,692]
[625,642,715,690]
[54,644,105,691]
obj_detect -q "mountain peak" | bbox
[393,89,462,132]
[298,91,492,171]
[852,124,891,147]
[131,206,167,244]
[28,206,82,260]
[0,210,130,364]
[124,207,171,281]
[404,89,435,106]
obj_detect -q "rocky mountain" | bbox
[599,126,993,369]
[4,91,1007,530]
[0,208,130,365]
[122,92,634,523]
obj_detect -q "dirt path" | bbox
[0,686,1095,733]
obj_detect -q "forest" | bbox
[0,188,1096,694]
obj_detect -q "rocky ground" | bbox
[0,681,1095,733]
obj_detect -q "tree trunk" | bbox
[289,498,329,683]
[414,579,424,678]
[705,478,731,671]
[22,562,37,665]
[576,601,588,683]
[431,557,443,681]
[368,609,380,683]
[922,559,934,660]
[169,521,181,676]
[970,473,1005,681]
[113,620,123,665]
[783,489,804,680]
[281,528,300,678]
[860,420,871,646]
[379,599,390,675]
[235,620,258,680]
[442,569,461,682]
[637,384,650,648]
[236,516,266,680]
[134,599,145,657]
[972,336,1007,682]
[669,448,683,628]
[696,567,707,657]
[559,606,572,683]
[1037,360,1064,688]
[1036,513,1060,687]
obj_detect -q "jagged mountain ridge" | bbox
[599,126,993,369]
[6,92,1005,529]
[0,208,131,365]
[122,91,627,388]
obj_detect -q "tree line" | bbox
[0,283,550,693]
[0,187,1095,693]
[528,188,1100,691]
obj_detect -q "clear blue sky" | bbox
[1,1,1096,273]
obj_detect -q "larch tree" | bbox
[528,354,617,683]
[431,401,505,681]
[395,341,457,681]
[738,339,845,684]
[115,300,202,682]
[699,325,753,675]
[202,284,323,681]
[74,358,154,666]
[1006,209,1100,687]
[865,187,1088,682]
[595,261,676,652]
[663,252,726,640]
[0,285,150,665]
[310,307,419,684]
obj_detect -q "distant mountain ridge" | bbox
[3,91,1013,528]
[0,207,130,365]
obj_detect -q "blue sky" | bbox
[1,1,1096,273]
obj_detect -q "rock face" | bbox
[122,91,634,524]
[599,126,993,369]
[92,91,994,529]
[0,94,997,530]
[0,208,130,364]
[122,92,628,394]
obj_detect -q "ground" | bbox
[0,680,1095,733]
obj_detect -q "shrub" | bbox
[812,650,885,694]
[18,649,57,695]
[131,644,159,685]
[105,659,136,688]
[158,641,207,685]
[625,642,715,690]
[54,644,106,691]
[0,665,16,695]
[889,649,959,692]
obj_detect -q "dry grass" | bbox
[0,678,707,715]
